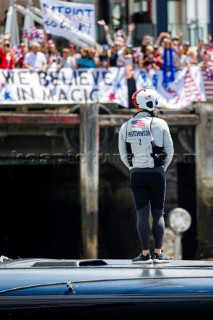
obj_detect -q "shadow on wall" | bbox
[0,163,139,260]
[0,161,196,260]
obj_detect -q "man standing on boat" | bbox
[118,88,174,263]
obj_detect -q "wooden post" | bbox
[80,96,99,259]
[196,104,213,258]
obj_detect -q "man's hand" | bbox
[103,24,110,33]
[128,23,135,33]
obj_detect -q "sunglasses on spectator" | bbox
[3,43,10,47]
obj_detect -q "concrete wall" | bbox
[0,0,40,29]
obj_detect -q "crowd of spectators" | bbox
[0,22,213,74]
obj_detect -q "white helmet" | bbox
[132,88,159,111]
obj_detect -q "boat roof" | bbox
[1,257,213,269]
[1,258,213,297]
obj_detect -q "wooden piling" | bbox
[196,104,213,258]
[80,97,100,259]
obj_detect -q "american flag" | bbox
[201,69,213,101]
[184,69,202,102]
[131,119,146,129]
[23,27,44,42]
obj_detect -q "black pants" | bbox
[130,167,166,250]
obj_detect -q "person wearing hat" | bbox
[182,40,190,55]
[23,42,47,71]
[118,88,174,263]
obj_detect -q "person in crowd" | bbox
[46,42,62,72]
[141,34,153,55]
[140,44,154,71]
[155,32,171,53]
[171,35,180,49]
[46,39,54,50]
[23,41,47,71]
[77,47,97,68]
[152,45,163,70]
[39,32,49,55]
[98,44,110,68]
[171,30,183,48]
[114,37,125,67]
[117,45,134,67]
[88,47,99,67]
[182,40,190,55]
[125,63,137,108]
[197,38,205,63]
[108,44,118,67]
[77,47,89,68]
[0,38,16,69]
[187,48,198,66]
[97,19,135,48]
[161,38,176,86]
[1,24,208,74]
[69,43,81,65]
[198,52,213,71]
[174,45,190,70]
[118,88,174,263]
[132,47,142,69]
[61,48,77,68]
[15,42,28,68]
[204,41,213,61]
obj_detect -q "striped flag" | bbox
[184,69,202,102]
[201,69,213,101]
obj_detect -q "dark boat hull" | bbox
[1,259,213,319]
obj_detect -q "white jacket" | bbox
[118,111,174,171]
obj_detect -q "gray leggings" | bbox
[130,167,166,250]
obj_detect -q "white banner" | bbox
[0,67,206,109]
[40,0,96,47]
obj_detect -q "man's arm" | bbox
[118,123,131,169]
[103,24,115,47]
[23,54,34,70]
[126,23,135,46]
[23,63,34,71]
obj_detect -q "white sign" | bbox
[40,0,96,47]
[0,68,126,105]
[0,67,206,109]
